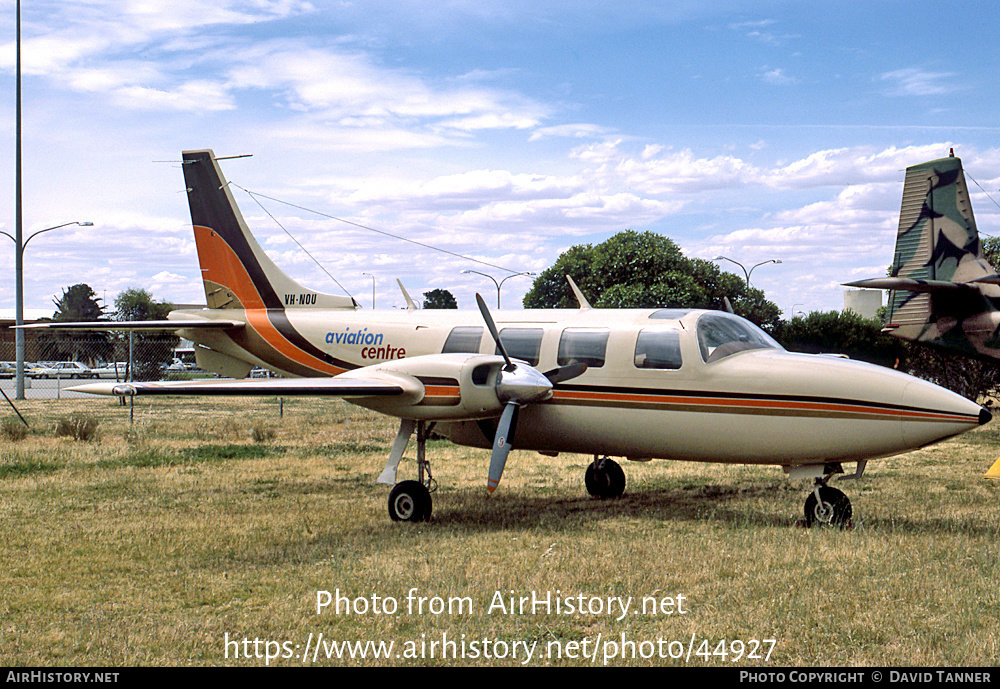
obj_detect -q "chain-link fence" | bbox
[0,333,204,399]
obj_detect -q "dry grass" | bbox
[2,396,999,667]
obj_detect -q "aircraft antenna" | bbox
[965,171,1000,239]
[239,186,355,297]
[231,184,526,276]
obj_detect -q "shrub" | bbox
[252,422,276,443]
[2,416,28,442]
[55,412,100,441]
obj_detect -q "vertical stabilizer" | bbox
[182,149,357,311]
[886,154,990,328]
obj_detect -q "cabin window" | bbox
[558,328,610,368]
[442,326,484,354]
[696,313,781,363]
[634,329,683,370]
[497,328,543,366]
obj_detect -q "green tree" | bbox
[53,284,106,322]
[422,288,458,309]
[114,288,178,381]
[523,230,781,330]
[37,284,113,364]
[771,310,904,368]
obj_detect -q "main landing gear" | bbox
[585,455,626,499]
[387,421,436,523]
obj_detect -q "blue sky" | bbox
[1,0,999,319]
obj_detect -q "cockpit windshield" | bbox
[696,312,782,363]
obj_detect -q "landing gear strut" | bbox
[585,455,626,499]
[387,421,436,522]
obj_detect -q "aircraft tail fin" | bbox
[844,153,999,353]
[182,149,358,311]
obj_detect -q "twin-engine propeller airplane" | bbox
[33,150,992,527]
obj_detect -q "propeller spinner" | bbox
[476,294,587,493]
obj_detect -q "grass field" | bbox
[2,396,999,667]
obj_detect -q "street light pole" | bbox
[3,222,94,399]
[462,270,535,309]
[14,0,22,399]
[713,256,782,288]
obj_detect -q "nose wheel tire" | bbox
[804,485,852,528]
[388,480,432,522]
[585,457,626,499]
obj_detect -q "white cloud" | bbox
[760,67,796,86]
[880,67,961,97]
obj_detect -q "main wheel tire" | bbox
[585,458,626,499]
[388,480,432,522]
[804,485,852,528]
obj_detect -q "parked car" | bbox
[28,361,96,379]
[25,362,60,379]
[91,362,130,379]
[0,361,15,378]
[51,362,97,379]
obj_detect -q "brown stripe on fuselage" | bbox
[549,388,979,424]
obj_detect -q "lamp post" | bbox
[361,272,375,309]
[713,256,782,288]
[2,221,94,399]
[462,270,536,309]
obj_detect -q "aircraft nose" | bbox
[900,378,990,447]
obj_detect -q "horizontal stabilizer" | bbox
[843,277,973,293]
[17,319,244,331]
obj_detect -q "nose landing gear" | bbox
[804,482,852,528]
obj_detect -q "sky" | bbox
[1,0,999,319]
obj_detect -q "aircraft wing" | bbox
[68,373,422,400]
[17,319,244,331]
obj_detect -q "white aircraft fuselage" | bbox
[166,304,986,466]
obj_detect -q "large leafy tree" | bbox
[422,288,458,309]
[523,230,781,330]
[53,283,106,322]
[114,288,178,381]
[36,284,113,364]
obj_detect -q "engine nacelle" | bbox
[340,353,509,421]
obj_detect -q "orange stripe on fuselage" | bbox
[551,389,977,424]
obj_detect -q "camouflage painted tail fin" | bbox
[182,149,358,311]
[845,153,1000,359]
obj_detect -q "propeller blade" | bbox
[543,362,588,385]
[476,293,511,367]
[488,402,519,493]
